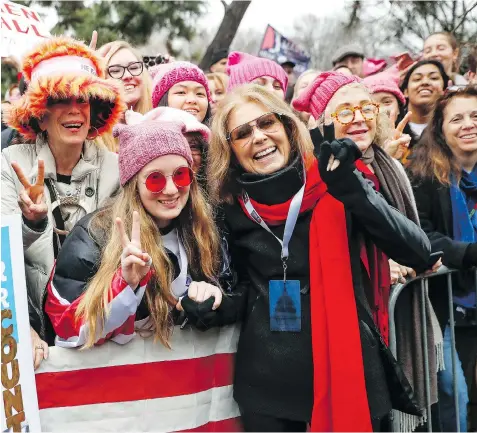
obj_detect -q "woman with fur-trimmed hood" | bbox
[1,36,125,369]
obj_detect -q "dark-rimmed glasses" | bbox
[227,112,284,147]
[107,62,144,79]
[144,167,194,194]
[331,103,380,125]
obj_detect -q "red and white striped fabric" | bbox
[35,325,241,432]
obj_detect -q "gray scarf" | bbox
[366,145,443,431]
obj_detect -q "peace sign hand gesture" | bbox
[12,159,48,222]
[116,211,151,289]
[384,112,412,159]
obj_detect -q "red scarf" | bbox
[238,158,373,431]
[355,160,391,345]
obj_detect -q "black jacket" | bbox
[411,175,476,328]
[214,153,432,422]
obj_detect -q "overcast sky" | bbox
[202,0,346,36]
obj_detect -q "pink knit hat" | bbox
[150,61,211,108]
[292,71,360,119]
[226,51,288,93]
[362,71,406,106]
[114,119,193,186]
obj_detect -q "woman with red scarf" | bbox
[191,84,435,432]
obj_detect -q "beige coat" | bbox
[1,136,120,326]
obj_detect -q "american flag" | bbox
[35,325,241,432]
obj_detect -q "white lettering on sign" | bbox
[1,262,8,309]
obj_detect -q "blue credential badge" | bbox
[269,280,301,332]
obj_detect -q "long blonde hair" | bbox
[99,41,153,151]
[207,84,315,204]
[75,175,220,348]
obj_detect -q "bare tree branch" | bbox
[453,0,477,33]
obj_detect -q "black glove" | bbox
[180,294,237,331]
[318,123,362,187]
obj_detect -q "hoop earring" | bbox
[87,126,99,140]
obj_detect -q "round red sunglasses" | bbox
[144,166,194,194]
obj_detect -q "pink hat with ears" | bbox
[126,107,211,142]
[292,71,360,119]
[149,61,211,108]
[362,69,406,105]
[226,51,288,93]
[114,114,193,186]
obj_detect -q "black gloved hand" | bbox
[318,123,362,187]
[180,294,237,331]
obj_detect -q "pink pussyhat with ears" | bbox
[226,51,288,93]
[126,107,211,142]
[114,114,193,186]
[292,71,360,119]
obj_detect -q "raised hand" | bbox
[116,211,151,289]
[12,159,48,222]
[384,111,412,159]
[89,30,98,51]
[319,122,362,173]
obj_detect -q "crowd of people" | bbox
[1,27,476,432]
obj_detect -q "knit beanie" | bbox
[125,106,211,142]
[226,51,288,93]
[362,71,406,105]
[114,119,193,186]
[210,48,229,68]
[292,71,360,119]
[150,61,211,108]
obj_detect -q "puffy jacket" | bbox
[1,135,120,335]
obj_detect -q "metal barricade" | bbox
[388,266,477,433]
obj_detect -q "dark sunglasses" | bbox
[144,166,194,194]
[107,61,144,79]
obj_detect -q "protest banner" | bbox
[1,214,41,432]
[258,24,311,75]
[35,325,241,432]
[1,1,50,61]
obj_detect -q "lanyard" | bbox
[241,177,305,280]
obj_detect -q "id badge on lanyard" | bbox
[241,177,305,332]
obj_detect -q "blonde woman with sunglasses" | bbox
[44,116,232,348]
[203,84,435,431]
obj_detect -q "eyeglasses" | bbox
[144,167,194,194]
[331,103,380,125]
[107,61,144,79]
[227,112,284,147]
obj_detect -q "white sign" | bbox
[1,1,50,61]
[1,214,41,432]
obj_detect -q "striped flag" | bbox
[35,325,241,432]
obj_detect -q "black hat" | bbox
[210,48,229,67]
[280,60,296,68]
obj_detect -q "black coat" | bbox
[411,176,476,328]
[217,155,432,422]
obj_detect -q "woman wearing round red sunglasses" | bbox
[44,118,232,348]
